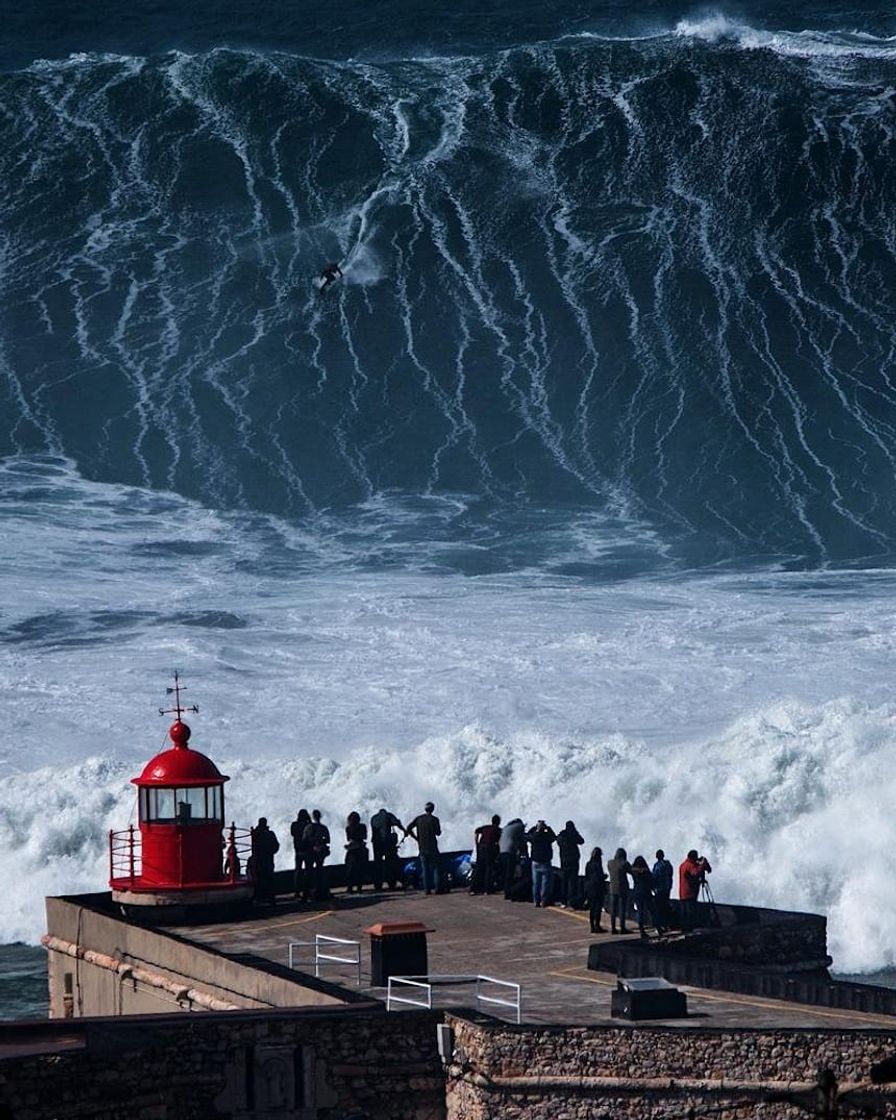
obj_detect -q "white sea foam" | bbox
[1,699,895,974]
[2,458,896,973]
[673,15,896,62]
[342,243,387,287]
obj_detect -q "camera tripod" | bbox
[699,876,721,927]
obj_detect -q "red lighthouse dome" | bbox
[135,719,228,786]
[109,674,252,923]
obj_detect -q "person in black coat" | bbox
[344,811,369,893]
[631,855,656,939]
[471,814,502,894]
[290,808,312,899]
[584,846,607,933]
[556,820,585,907]
[302,809,331,901]
[370,807,404,890]
[652,848,673,932]
[251,817,280,907]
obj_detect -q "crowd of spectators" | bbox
[249,803,712,938]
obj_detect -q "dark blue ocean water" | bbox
[2,0,896,567]
[3,1,896,1019]
[0,945,47,1021]
[2,1,895,70]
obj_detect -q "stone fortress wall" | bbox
[8,890,896,1119]
[444,1014,896,1120]
[589,902,896,1016]
[0,1006,445,1120]
[6,1007,896,1120]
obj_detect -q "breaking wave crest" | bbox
[674,15,896,60]
[1,698,894,974]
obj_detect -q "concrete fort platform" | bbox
[171,890,896,1030]
[11,885,896,1120]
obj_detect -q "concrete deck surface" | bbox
[178,888,896,1030]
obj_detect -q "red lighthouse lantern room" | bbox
[109,674,252,922]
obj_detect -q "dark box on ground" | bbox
[366,921,430,986]
[611,977,687,1020]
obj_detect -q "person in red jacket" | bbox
[678,849,711,931]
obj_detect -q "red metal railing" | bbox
[109,824,141,884]
[224,824,253,883]
[108,822,252,888]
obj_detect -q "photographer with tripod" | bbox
[678,849,712,932]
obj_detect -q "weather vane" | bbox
[158,670,199,721]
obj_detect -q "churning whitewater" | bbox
[2,1,896,982]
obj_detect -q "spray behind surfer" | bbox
[318,261,343,292]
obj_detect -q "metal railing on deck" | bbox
[288,935,362,986]
[223,824,252,883]
[386,974,521,1023]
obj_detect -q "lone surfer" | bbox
[319,262,343,292]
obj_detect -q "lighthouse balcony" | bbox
[109,824,253,894]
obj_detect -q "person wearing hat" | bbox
[406,802,442,894]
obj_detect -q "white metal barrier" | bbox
[288,934,362,986]
[386,974,521,1023]
[475,974,522,1024]
[386,975,433,1012]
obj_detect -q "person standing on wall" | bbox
[584,846,607,933]
[607,847,632,934]
[406,801,442,894]
[652,848,674,932]
[250,816,280,907]
[370,806,405,891]
[302,809,331,901]
[526,820,557,908]
[498,817,526,900]
[556,820,585,908]
[290,808,312,900]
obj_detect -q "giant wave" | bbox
[1,25,896,564]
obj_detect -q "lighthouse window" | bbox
[208,785,222,820]
[174,787,208,822]
[142,786,222,822]
[147,788,176,821]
